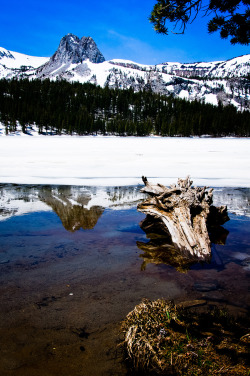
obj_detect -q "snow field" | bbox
[0,136,249,187]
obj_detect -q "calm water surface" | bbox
[0,184,249,376]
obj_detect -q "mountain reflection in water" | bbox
[0,184,249,272]
[0,184,145,228]
[39,189,104,231]
[1,184,249,223]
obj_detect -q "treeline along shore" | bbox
[0,78,249,136]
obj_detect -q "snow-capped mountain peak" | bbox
[36,33,105,78]
[0,35,249,110]
[50,33,105,64]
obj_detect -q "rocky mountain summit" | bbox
[0,34,249,110]
[36,33,105,78]
[51,33,105,64]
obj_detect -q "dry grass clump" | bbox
[121,299,250,375]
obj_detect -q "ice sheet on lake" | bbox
[0,136,250,187]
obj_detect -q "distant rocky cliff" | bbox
[36,33,105,78]
[52,34,105,64]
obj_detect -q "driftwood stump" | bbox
[137,176,229,262]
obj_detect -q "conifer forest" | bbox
[0,78,249,137]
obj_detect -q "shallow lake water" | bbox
[0,184,249,376]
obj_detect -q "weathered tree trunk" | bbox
[138,176,229,260]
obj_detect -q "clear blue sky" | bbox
[1,0,249,64]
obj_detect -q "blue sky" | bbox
[1,0,249,64]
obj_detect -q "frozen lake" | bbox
[0,136,250,187]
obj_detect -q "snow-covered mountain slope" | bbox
[0,47,49,79]
[0,34,249,110]
[0,47,49,69]
[158,54,250,78]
